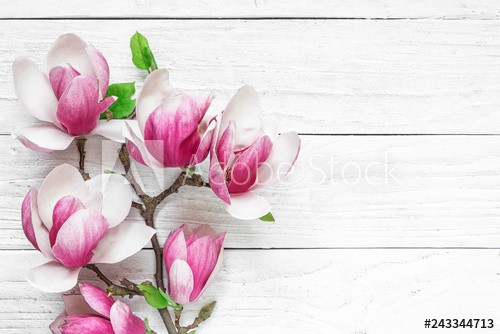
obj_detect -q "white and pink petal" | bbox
[85,174,132,228]
[225,192,271,220]
[13,57,59,124]
[91,222,155,264]
[37,164,89,229]
[27,261,81,293]
[52,209,108,268]
[168,259,194,304]
[110,301,146,334]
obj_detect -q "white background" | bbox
[1,1,500,333]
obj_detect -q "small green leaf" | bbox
[130,32,156,71]
[103,82,136,119]
[137,284,169,309]
[137,284,180,310]
[259,212,275,223]
[187,331,196,334]
[159,288,182,309]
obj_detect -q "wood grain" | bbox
[1,0,500,19]
[1,19,500,135]
[2,135,500,249]
[0,249,498,334]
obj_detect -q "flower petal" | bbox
[13,56,58,124]
[163,227,187,272]
[227,135,273,193]
[85,174,132,228]
[23,188,54,259]
[91,120,127,143]
[217,122,235,170]
[22,189,39,250]
[46,34,93,76]
[37,164,89,230]
[50,312,66,334]
[56,75,114,136]
[60,315,114,334]
[168,259,194,304]
[253,131,301,189]
[186,236,218,301]
[191,118,216,166]
[14,124,75,152]
[27,261,81,293]
[194,247,224,303]
[79,283,114,318]
[62,294,97,315]
[123,121,164,169]
[50,195,85,246]
[49,66,80,100]
[86,46,109,98]
[144,95,205,167]
[226,192,271,220]
[136,69,175,133]
[110,301,146,334]
[219,85,263,150]
[92,222,155,264]
[52,209,108,267]
[208,151,231,204]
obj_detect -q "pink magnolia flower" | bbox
[13,33,125,152]
[50,283,146,334]
[22,164,155,293]
[163,224,225,304]
[209,85,301,219]
[124,69,215,168]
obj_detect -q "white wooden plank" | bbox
[1,0,500,19]
[0,249,498,333]
[1,19,500,134]
[2,135,500,249]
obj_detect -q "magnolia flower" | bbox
[163,224,225,304]
[124,69,215,168]
[50,283,146,334]
[22,164,155,293]
[209,85,301,219]
[13,33,124,152]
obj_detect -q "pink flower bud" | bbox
[163,224,226,304]
[124,69,216,168]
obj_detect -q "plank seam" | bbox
[0,17,497,21]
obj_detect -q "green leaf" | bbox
[104,82,136,119]
[259,212,275,223]
[187,331,196,334]
[137,284,169,309]
[130,32,156,71]
[137,284,181,310]
[159,288,182,310]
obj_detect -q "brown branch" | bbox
[84,264,142,298]
[76,137,90,180]
[119,143,146,197]
[118,144,178,334]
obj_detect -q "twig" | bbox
[84,264,142,298]
[177,301,217,334]
[76,137,90,180]
[118,145,178,334]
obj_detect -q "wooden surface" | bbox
[1,1,500,333]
